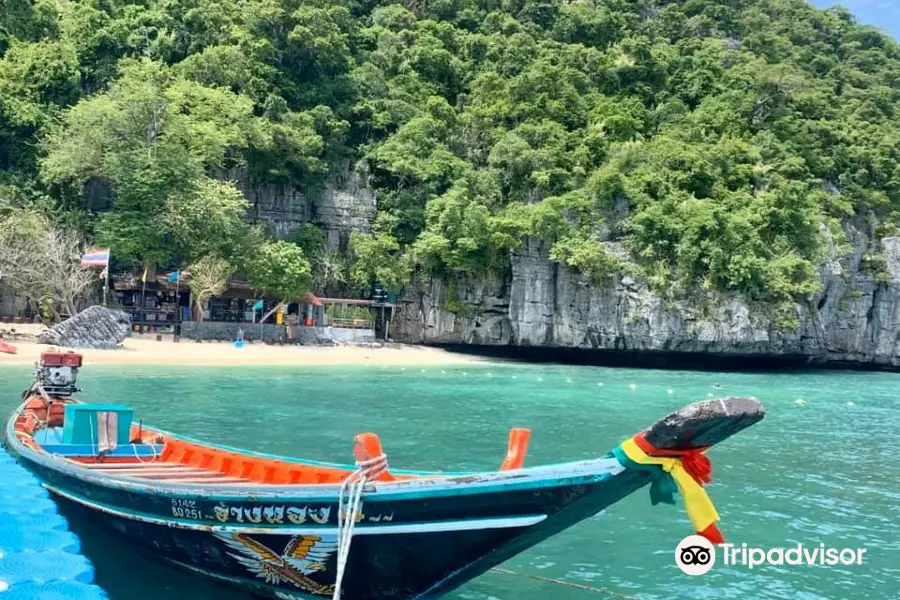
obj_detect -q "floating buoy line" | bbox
[490,567,639,599]
[387,368,814,407]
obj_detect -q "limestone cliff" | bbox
[224,166,376,249]
[392,220,900,368]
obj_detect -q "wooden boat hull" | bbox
[7,442,644,600]
[43,480,643,600]
[4,390,765,600]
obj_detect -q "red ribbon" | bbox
[699,524,724,544]
[633,433,724,544]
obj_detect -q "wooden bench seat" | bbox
[83,461,254,484]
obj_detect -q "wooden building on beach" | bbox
[108,269,395,340]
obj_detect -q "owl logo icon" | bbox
[675,535,716,575]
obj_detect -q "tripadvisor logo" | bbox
[675,535,716,575]
[674,536,867,575]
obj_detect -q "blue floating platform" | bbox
[0,449,109,599]
[0,529,82,555]
[0,581,109,600]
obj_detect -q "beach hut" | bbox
[110,269,189,333]
[296,292,325,326]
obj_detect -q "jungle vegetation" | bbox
[1,0,898,311]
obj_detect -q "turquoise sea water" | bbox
[1,361,898,600]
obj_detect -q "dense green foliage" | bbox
[246,240,312,303]
[2,0,899,304]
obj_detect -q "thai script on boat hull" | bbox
[169,499,371,525]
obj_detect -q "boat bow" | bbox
[611,396,765,544]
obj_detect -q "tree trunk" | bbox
[194,298,205,322]
[63,296,76,318]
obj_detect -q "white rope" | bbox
[332,454,387,600]
[89,412,96,457]
[130,440,159,464]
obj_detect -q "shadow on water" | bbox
[433,342,900,373]
[55,500,254,600]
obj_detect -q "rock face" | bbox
[392,220,900,369]
[38,306,131,349]
[224,165,376,249]
[0,281,28,318]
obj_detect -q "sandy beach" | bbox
[0,336,484,367]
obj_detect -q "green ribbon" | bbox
[612,445,678,506]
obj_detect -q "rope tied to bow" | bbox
[612,432,723,544]
[332,434,389,600]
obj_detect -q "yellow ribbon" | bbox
[620,438,719,533]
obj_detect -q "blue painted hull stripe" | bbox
[43,483,547,535]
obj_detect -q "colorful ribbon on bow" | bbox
[612,432,724,544]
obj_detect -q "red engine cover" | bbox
[40,351,83,368]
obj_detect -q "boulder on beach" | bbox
[37,305,132,349]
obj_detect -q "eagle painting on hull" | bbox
[214,531,338,596]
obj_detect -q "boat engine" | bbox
[33,351,83,397]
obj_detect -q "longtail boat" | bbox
[3,351,765,600]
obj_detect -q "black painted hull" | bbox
[6,444,648,600]
[58,500,536,600]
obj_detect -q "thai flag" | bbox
[80,248,110,267]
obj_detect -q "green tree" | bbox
[163,179,251,264]
[349,215,412,294]
[187,255,234,322]
[40,58,257,265]
[293,222,348,293]
[245,240,311,321]
[294,222,326,270]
